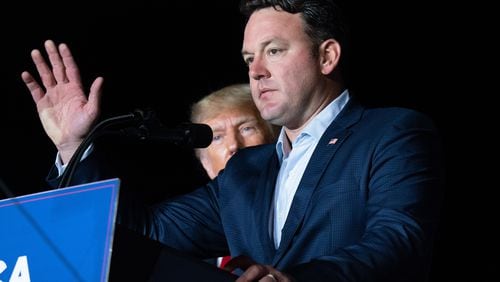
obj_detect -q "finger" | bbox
[86,77,104,117]
[31,49,56,88]
[59,43,82,86]
[262,273,278,282]
[21,71,45,103]
[236,264,268,282]
[45,39,68,83]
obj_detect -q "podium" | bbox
[0,179,237,281]
[0,179,120,281]
[110,226,238,281]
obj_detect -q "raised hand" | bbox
[21,40,103,163]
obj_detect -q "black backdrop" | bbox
[0,1,493,281]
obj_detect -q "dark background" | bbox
[0,1,493,281]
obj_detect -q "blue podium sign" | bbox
[0,179,120,282]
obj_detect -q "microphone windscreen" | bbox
[184,123,213,148]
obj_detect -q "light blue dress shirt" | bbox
[272,90,350,248]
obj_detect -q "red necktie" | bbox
[220,256,231,268]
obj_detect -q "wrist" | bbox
[56,141,82,164]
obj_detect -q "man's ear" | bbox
[319,39,341,75]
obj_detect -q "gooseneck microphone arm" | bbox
[57,111,144,188]
[57,109,213,188]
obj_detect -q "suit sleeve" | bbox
[118,180,229,259]
[45,143,229,259]
[287,111,443,282]
[45,143,114,188]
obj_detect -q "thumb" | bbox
[87,76,104,117]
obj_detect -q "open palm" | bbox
[22,40,103,162]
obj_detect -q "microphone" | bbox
[121,123,213,148]
[58,109,212,188]
[116,109,213,148]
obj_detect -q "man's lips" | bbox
[259,88,275,98]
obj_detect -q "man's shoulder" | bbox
[225,144,276,167]
[219,144,276,181]
[361,106,436,129]
[364,106,426,118]
[236,143,276,159]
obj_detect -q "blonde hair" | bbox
[190,84,278,142]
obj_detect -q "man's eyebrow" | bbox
[241,50,252,57]
[209,122,225,131]
[235,116,258,125]
[241,39,276,56]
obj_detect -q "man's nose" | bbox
[249,57,270,80]
[226,133,243,156]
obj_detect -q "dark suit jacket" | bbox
[51,99,442,281]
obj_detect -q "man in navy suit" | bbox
[22,0,442,281]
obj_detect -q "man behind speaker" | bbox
[191,84,277,180]
[191,83,278,268]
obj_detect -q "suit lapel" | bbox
[252,151,280,262]
[272,99,364,265]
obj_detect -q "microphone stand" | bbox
[56,109,210,188]
[57,112,144,188]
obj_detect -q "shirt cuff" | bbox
[54,143,95,177]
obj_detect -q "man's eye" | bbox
[242,126,253,132]
[267,48,280,56]
[241,127,256,135]
[244,57,254,66]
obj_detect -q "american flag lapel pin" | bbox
[328,138,338,145]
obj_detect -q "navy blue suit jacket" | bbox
[53,99,442,281]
